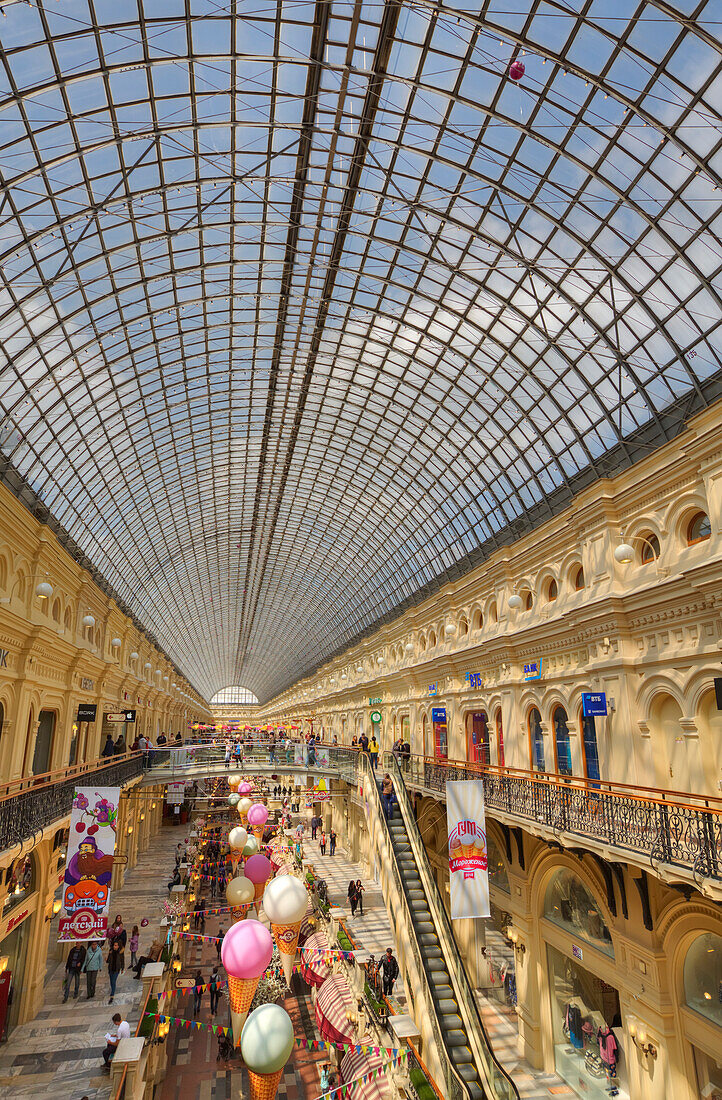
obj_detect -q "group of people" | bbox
[318,828,337,856]
[350,733,380,768]
[62,914,142,1006]
[347,878,366,916]
[101,730,182,759]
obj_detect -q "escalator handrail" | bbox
[385,753,521,1100]
[361,756,473,1100]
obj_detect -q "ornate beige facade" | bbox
[265,403,722,800]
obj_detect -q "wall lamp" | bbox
[504,925,526,953]
[614,533,658,564]
[0,574,54,604]
[628,1019,657,1058]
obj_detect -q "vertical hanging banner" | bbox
[59,787,120,941]
[446,780,490,920]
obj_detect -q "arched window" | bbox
[472,609,483,632]
[524,590,533,611]
[489,601,497,624]
[574,566,585,590]
[495,708,505,768]
[0,556,6,591]
[3,852,36,914]
[210,686,260,706]
[547,579,558,602]
[640,532,660,565]
[553,705,572,777]
[487,836,509,893]
[684,933,722,1027]
[687,512,711,546]
[544,869,613,955]
[51,598,61,623]
[468,711,490,766]
[528,707,545,772]
[459,618,468,637]
[0,700,4,750]
[64,606,72,631]
[428,630,437,648]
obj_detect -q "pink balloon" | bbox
[247,803,269,826]
[238,781,253,795]
[244,854,272,884]
[509,59,525,81]
[221,920,273,979]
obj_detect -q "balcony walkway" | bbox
[0,823,179,1100]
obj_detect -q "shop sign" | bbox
[80,677,94,691]
[572,943,583,961]
[166,782,185,805]
[428,682,438,696]
[582,693,607,718]
[5,908,30,935]
[58,786,120,942]
[523,658,543,681]
[465,672,483,689]
[368,697,382,706]
[105,710,136,723]
[77,704,97,723]
[370,711,382,724]
[0,648,9,669]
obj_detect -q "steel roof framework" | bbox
[0,0,720,702]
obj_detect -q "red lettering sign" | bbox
[6,909,29,934]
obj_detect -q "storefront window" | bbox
[553,706,573,777]
[684,933,722,1027]
[488,837,509,894]
[2,855,35,915]
[468,711,490,765]
[495,709,505,768]
[692,1046,722,1100]
[478,902,517,1023]
[544,870,613,956]
[547,943,627,1099]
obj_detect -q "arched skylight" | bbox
[211,687,260,707]
[0,0,720,702]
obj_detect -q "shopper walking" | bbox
[368,735,379,770]
[216,927,225,963]
[82,940,103,999]
[107,940,123,1003]
[355,879,365,915]
[209,965,221,1014]
[192,970,204,1018]
[379,948,399,996]
[381,773,395,819]
[329,829,337,856]
[129,925,139,970]
[63,943,86,1002]
[319,831,327,855]
[348,880,358,916]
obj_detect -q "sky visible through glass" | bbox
[0,0,720,701]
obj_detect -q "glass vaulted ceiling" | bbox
[0,0,721,703]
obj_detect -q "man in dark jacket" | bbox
[101,734,115,757]
[63,943,86,1001]
[379,947,399,996]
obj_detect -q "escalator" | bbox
[366,755,519,1100]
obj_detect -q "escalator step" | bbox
[439,1013,463,1029]
[458,1065,480,1083]
[426,959,447,973]
[445,1030,468,1048]
[435,998,457,1014]
[467,1086,485,1100]
[450,1047,474,1065]
[424,949,443,961]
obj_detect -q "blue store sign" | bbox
[523,658,543,682]
[582,692,607,717]
[465,672,483,689]
[428,683,438,696]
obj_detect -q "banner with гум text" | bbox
[446,780,490,920]
[58,787,120,941]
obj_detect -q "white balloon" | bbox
[229,826,249,850]
[262,874,308,924]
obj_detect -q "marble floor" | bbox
[0,823,182,1100]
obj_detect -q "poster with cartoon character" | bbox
[59,787,120,941]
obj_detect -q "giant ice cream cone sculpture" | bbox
[241,1004,294,1100]
[228,774,242,791]
[239,781,254,795]
[244,854,272,916]
[262,874,308,986]
[220,920,273,1046]
[243,835,260,864]
[226,875,255,922]
[238,796,252,826]
[228,826,249,876]
[247,802,269,843]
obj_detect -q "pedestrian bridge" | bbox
[141,744,359,786]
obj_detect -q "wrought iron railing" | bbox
[383,754,519,1100]
[400,753,722,883]
[0,754,145,856]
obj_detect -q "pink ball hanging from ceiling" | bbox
[509,59,525,81]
